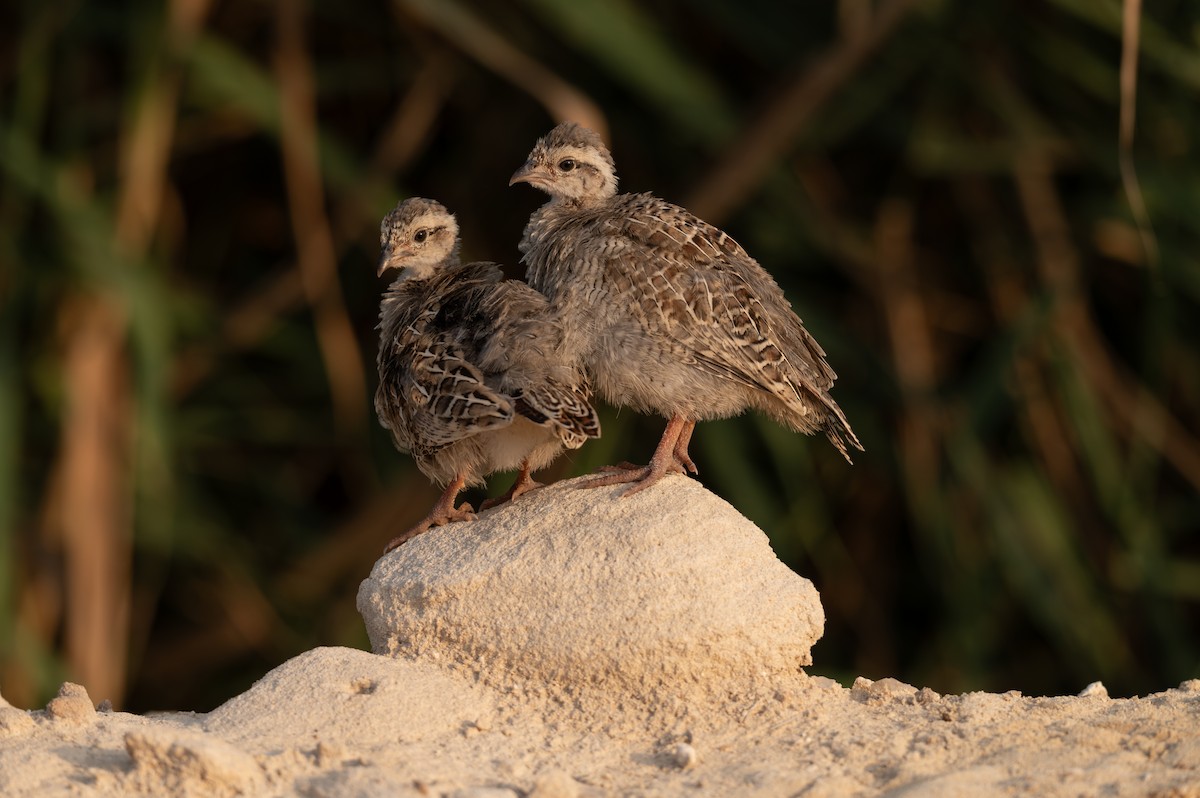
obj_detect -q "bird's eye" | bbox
[414,229,428,243]
[558,159,576,172]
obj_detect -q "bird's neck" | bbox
[547,193,610,211]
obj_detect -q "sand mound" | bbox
[2,476,1199,796]
[204,647,494,750]
[357,475,823,702]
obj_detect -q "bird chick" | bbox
[375,197,600,551]
[510,122,862,496]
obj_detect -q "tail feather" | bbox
[821,396,863,464]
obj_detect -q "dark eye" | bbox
[413,229,428,243]
[558,159,576,172]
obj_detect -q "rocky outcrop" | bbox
[357,475,824,701]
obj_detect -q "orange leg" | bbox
[480,458,544,510]
[384,473,475,553]
[672,419,698,475]
[580,415,695,497]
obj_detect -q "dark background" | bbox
[2,0,1197,712]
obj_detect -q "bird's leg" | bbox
[480,459,544,510]
[580,415,691,497]
[672,419,698,475]
[384,473,475,553]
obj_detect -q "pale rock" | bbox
[358,475,824,700]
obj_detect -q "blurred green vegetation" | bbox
[1,0,1197,711]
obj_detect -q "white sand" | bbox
[2,476,1198,797]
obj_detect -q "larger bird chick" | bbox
[375,198,600,551]
[511,123,862,496]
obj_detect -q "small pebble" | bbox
[850,676,917,703]
[850,677,874,702]
[671,742,698,769]
[915,687,942,705]
[806,676,843,692]
[462,716,493,738]
[1078,681,1109,699]
[350,677,377,695]
[57,683,89,699]
[46,682,96,723]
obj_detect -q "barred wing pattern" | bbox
[375,298,514,462]
[515,381,601,449]
[376,261,599,465]
[599,193,861,458]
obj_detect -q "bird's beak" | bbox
[377,249,412,277]
[509,161,540,187]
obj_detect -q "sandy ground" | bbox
[2,476,1198,797]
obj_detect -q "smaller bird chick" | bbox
[374,198,599,552]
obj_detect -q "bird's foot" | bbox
[673,451,699,476]
[383,502,476,553]
[577,459,687,498]
[594,461,641,474]
[672,420,699,475]
[480,479,544,510]
[581,416,695,498]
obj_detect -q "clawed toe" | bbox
[578,460,687,497]
[480,483,542,510]
[445,502,476,523]
[595,461,640,474]
[383,524,428,553]
[578,466,652,490]
[383,501,476,553]
[577,416,699,497]
[508,479,544,503]
[481,463,545,509]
